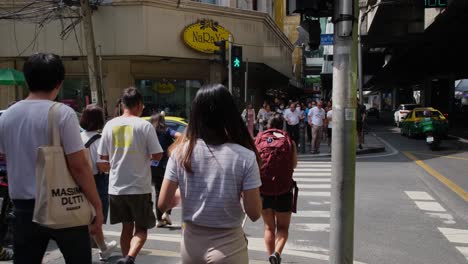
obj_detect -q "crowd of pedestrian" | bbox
[0,52,367,264]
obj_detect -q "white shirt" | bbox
[98,116,163,195]
[165,140,261,228]
[81,131,107,175]
[327,110,333,129]
[283,108,302,125]
[309,107,326,126]
[0,101,84,200]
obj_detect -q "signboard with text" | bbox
[182,19,232,54]
[424,0,447,8]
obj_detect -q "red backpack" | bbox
[255,129,294,196]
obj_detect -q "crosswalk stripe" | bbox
[300,191,331,197]
[296,164,332,168]
[298,184,331,189]
[405,191,435,201]
[294,172,331,177]
[414,201,446,212]
[294,168,331,172]
[438,228,468,244]
[294,178,331,182]
[295,210,330,218]
[293,223,330,232]
[456,247,468,260]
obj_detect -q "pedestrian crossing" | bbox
[37,159,369,264]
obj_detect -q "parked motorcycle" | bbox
[420,117,442,151]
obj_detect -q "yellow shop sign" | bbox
[152,82,176,94]
[182,19,232,54]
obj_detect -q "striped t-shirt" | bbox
[164,140,261,228]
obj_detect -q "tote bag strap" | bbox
[48,103,62,147]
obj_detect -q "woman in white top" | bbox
[158,84,262,264]
[80,105,117,261]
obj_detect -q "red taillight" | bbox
[443,114,449,118]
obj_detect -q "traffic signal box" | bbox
[231,45,243,71]
[214,40,227,65]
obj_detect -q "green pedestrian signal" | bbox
[233,58,241,68]
[231,45,242,71]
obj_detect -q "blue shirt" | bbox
[304,108,310,124]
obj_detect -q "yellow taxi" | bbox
[400,107,449,138]
[142,116,188,133]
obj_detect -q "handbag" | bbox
[33,103,95,229]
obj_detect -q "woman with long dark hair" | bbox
[149,113,181,227]
[158,84,262,264]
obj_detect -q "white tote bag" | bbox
[33,103,95,229]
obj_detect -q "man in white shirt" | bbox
[309,101,326,154]
[326,107,333,152]
[283,103,302,146]
[0,53,103,264]
[98,87,163,264]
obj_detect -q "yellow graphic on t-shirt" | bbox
[112,125,133,148]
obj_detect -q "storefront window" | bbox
[136,79,202,118]
[58,77,90,112]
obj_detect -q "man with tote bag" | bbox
[0,53,103,264]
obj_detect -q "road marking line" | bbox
[294,178,331,182]
[294,168,332,172]
[300,191,331,197]
[409,152,468,161]
[405,191,435,201]
[293,172,331,177]
[295,210,330,218]
[298,184,331,189]
[104,231,367,263]
[403,151,468,202]
[426,213,456,225]
[414,201,446,212]
[456,247,468,260]
[309,201,331,205]
[438,228,468,244]
[297,164,332,168]
[293,223,330,232]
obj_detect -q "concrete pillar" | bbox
[392,87,398,110]
[257,0,268,13]
[420,77,432,107]
[209,63,223,84]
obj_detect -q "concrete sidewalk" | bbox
[297,132,386,158]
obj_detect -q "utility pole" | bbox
[80,0,102,106]
[358,11,364,104]
[330,0,358,263]
[228,34,233,94]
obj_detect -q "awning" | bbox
[0,68,26,86]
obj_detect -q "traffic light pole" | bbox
[330,0,358,263]
[228,35,233,94]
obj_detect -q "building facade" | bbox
[0,0,295,115]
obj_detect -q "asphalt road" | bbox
[15,116,468,264]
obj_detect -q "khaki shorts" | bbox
[181,222,248,264]
[109,194,156,229]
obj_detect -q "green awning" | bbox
[0,68,26,86]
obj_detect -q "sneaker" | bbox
[0,248,14,261]
[157,219,167,228]
[116,256,135,264]
[162,213,172,226]
[268,252,281,264]
[99,240,117,261]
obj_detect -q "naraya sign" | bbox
[183,19,232,54]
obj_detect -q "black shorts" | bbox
[109,194,156,229]
[261,192,293,212]
[357,122,363,132]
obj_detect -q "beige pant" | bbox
[181,222,249,264]
[312,125,323,152]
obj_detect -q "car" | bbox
[400,107,449,138]
[142,116,188,133]
[394,104,421,127]
[366,107,380,119]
